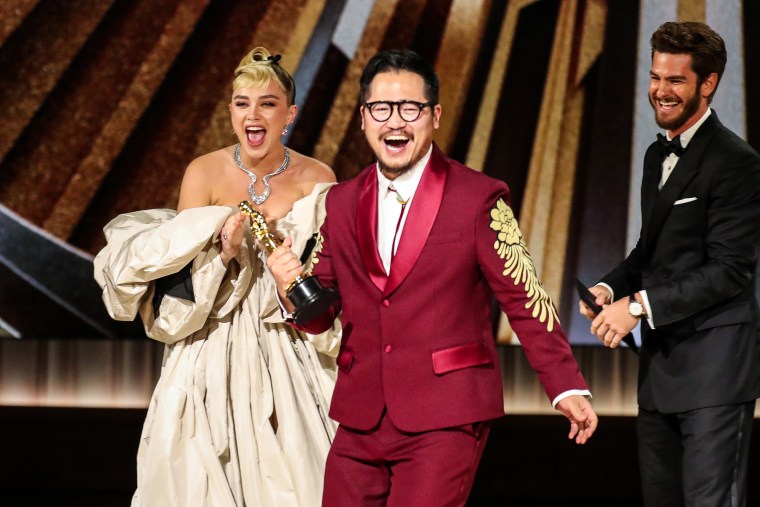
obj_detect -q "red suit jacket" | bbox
[299,145,588,432]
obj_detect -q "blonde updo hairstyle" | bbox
[233,47,296,105]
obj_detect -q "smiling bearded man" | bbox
[580,21,760,507]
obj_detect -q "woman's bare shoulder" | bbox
[185,147,233,177]
[178,147,234,210]
[288,150,336,184]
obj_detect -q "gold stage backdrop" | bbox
[1,0,758,412]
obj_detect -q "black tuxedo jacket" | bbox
[601,112,760,413]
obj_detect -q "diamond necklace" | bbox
[233,143,290,205]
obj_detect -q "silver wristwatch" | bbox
[628,299,644,318]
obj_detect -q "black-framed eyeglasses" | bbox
[363,100,435,122]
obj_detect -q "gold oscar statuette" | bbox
[239,200,339,324]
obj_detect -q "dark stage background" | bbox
[4,406,760,506]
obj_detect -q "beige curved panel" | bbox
[679,0,706,22]
[0,1,115,164]
[0,0,39,45]
[44,0,210,238]
[466,0,536,172]
[496,0,607,344]
[434,0,491,153]
[312,0,402,168]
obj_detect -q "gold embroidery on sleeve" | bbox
[308,232,325,271]
[489,198,559,332]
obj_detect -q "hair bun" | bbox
[236,46,283,77]
[232,46,296,104]
[245,46,281,66]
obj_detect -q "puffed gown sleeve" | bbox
[93,206,249,344]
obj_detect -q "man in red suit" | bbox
[269,49,597,506]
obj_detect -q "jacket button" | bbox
[382,299,390,307]
[384,345,392,353]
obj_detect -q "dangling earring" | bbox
[282,126,289,136]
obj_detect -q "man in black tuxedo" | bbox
[580,21,760,506]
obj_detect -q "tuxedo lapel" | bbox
[644,114,718,250]
[640,147,662,253]
[383,146,448,297]
[355,168,387,292]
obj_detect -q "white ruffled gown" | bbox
[94,184,340,507]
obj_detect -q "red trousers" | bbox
[322,410,491,507]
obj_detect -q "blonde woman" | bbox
[95,47,339,507]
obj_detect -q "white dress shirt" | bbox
[658,108,711,189]
[376,147,431,274]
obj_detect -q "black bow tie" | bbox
[656,133,685,158]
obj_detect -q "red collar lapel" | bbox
[384,145,448,297]
[356,168,387,292]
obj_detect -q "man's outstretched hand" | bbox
[556,395,598,444]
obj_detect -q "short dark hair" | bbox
[359,49,439,104]
[650,21,726,101]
